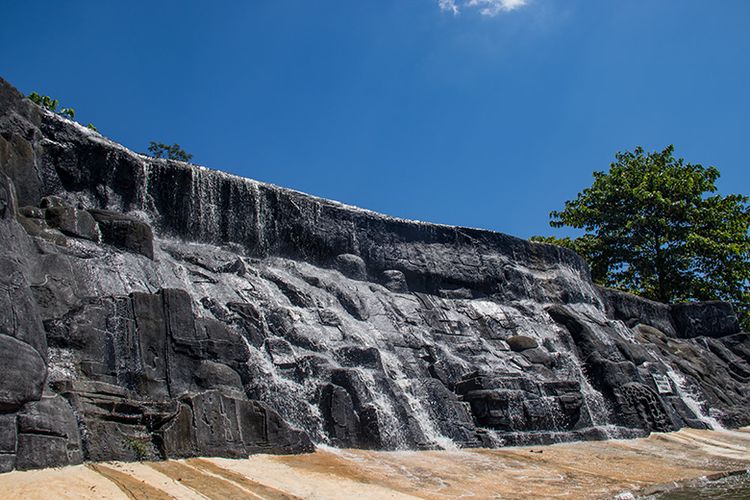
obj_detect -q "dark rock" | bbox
[335,346,383,369]
[321,383,360,447]
[0,134,38,207]
[614,339,653,366]
[220,257,247,276]
[131,291,170,398]
[156,403,196,458]
[197,318,249,363]
[226,301,267,346]
[522,347,554,367]
[599,287,677,336]
[723,332,750,364]
[0,174,17,219]
[0,454,14,473]
[334,253,367,280]
[18,206,44,219]
[45,205,100,242]
[264,337,296,367]
[88,208,154,259]
[382,270,408,292]
[194,361,243,396]
[15,434,71,470]
[0,414,16,454]
[507,335,538,352]
[0,334,46,410]
[671,301,740,339]
[40,196,66,209]
[0,257,47,357]
[318,308,342,327]
[15,396,82,468]
[17,396,80,441]
[182,391,313,456]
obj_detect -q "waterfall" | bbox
[240,336,327,441]
[384,360,458,450]
[665,367,725,430]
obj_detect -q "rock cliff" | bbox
[1,77,749,471]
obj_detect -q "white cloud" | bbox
[438,0,460,15]
[438,0,528,16]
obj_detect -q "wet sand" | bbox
[2,427,749,499]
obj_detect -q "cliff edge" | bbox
[1,77,749,471]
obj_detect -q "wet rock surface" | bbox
[1,76,750,470]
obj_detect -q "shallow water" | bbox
[1,427,749,499]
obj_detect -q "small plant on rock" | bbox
[127,438,152,461]
[28,92,75,119]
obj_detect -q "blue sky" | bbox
[2,1,748,238]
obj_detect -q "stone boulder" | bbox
[334,253,367,280]
[45,206,100,242]
[507,335,538,352]
[193,361,244,397]
[88,209,154,259]
[382,269,408,292]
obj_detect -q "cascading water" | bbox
[665,367,725,430]
[380,351,458,450]
[240,335,328,441]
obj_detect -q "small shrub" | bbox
[127,438,152,461]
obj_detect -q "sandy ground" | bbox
[2,427,749,499]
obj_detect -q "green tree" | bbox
[536,145,750,328]
[147,141,193,162]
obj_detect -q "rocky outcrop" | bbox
[1,76,749,471]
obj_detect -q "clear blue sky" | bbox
[2,1,748,238]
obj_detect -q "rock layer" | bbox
[1,77,749,470]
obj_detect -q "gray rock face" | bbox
[0,335,46,410]
[1,76,750,470]
[45,206,100,242]
[88,208,154,259]
[671,301,740,339]
[15,396,82,470]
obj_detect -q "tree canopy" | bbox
[533,145,750,329]
[147,142,193,162]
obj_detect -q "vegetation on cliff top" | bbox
[147,141,193,162]
[533,145,750,329]
[26,92,194,163]
[28,92,98,131]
